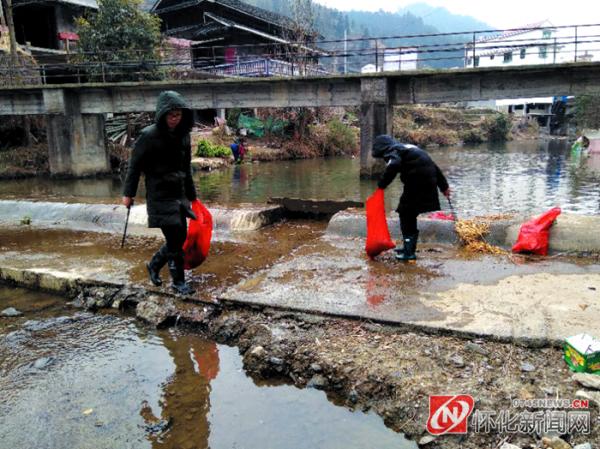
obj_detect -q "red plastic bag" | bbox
[512,207,561,256]
[365,188,395,259]
[183,199,213,269]
[428,211,455,221]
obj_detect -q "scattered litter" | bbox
[455,219,506,255]
[83,408,94,416]
[520,361,536,372]
[564,333,600,374]
[572,372,600,390]
[428,211,454,221]
[1,307,23,317]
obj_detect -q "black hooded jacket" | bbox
[372,135,448,214]
[123,90,197,228]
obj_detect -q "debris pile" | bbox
[455,218,506,255]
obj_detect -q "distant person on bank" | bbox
[372,135,451,261]
[230,136,247,163]
[122,90,197,295]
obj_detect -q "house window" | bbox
[539,44,548,59]
[490,54,495,60]
[503,52,512,63]
[543,29,552,39]
[520,48,526,59]
[474,56,480,67]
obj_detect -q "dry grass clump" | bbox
[455,219,507,255]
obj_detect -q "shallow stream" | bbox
[1,140,599,216]
[0,286,416,449]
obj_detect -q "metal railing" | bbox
[1,23,600,87]
[203,57,328,77]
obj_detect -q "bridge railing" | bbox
[1,23,600,86]
[201,58,328,77]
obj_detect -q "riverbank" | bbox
[0,106,553,178]
[0,144,49,178]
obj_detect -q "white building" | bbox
[463,21,600,129]
[361,47,418,73]
[465,21,600,68]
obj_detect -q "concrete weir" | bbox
[327,209,600,254]
[0,200,284,235]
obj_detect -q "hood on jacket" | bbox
[372,135,416,160]
[155,90,193,134]
[372,134,399,159]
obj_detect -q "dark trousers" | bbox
[161,223,188,256]
[399,210,418,237]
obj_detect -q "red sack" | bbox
[365,188,395,259]
[428,211,455,221]
[512,207,561,256]
[183,199,213,269]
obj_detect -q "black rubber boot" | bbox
[146,245,168,286]
[395,234,418,261]
[168,252,196,296]
[394,231,419,257]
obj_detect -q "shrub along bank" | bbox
[393,105,529,147]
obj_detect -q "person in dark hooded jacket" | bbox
[122,91,197,295]
[372,135,451,261]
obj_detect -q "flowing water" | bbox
[0,287,416,449]
[0,140,599,216]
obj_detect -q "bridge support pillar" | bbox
[46,90,109,177]
[359,78,392,179]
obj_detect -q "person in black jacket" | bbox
[372,135,451,261]
[122,91,197,295]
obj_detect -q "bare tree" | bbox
[283,0,319,76]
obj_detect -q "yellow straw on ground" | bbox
[455,219,507,255]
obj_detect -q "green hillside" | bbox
[243,0,489,69]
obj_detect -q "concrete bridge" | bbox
[2,62,600,177]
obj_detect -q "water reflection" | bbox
[1,140,599,216]
[141,332,219,448]
[0,287,416,449]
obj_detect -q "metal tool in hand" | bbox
[447,196,457,221]
[121,205,131,248]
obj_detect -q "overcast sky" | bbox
[313,0,594,29]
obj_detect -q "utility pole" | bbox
[343,28,347,74]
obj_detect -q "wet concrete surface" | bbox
[1,223,599,344]
[221,235,600,344]
[0,221,326,302]
[0,286,415,449]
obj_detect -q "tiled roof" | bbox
[154,0,295,30]
[472,21,552,44]
[13,0,98,8]
[214,0,294,29]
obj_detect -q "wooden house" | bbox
[152,0,326,76]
